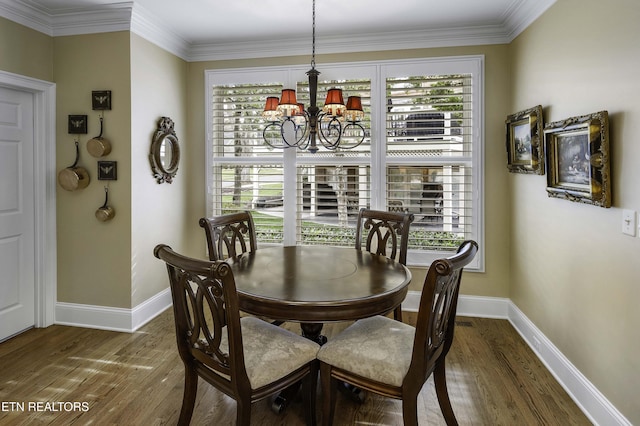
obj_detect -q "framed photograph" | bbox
[544,111,610,208]
[97,161,117,180]
[92,90,112,110]
[505,105,544,174]
[68,115,88,134]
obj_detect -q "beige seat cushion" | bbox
[317,315,415,387]
[220,316,320,389]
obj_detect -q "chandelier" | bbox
[262,0,366,153]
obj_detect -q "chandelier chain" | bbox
[311,0,316,68]
[261,0,365,152]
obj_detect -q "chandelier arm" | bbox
[277,114,312,150]
[340,122,367,149]
[296,134,311,151]
[317,114,343,149]
[263,122,286,149]
[280,117,302,149]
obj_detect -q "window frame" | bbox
[205,55,484,271]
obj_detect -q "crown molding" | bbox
[130,2,190,60]
[0,0,556,62]
[0,0,132,36]
[502,0,557,41]
[0,0,53,35]
[50,4,132,37]
[187,25,510,62]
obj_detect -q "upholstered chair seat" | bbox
[317,240,478,426]
[317,315,415,388]
[154,244,319,426]
[219,316,319,389]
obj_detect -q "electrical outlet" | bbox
[622,209,636,237]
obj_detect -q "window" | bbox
[206,56,483,270]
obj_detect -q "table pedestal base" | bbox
[300,322,327,345]
[340,382,366,403]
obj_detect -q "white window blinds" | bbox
[384,74,474,256]
[206,57,483,270]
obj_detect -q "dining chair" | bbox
[317,240,478,426]
[200,211,287,327]
[199,211,257,261]
[354,208,415,321]
[154,244,320,426]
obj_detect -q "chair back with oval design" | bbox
[154,244,319,426]
[355,208,414,321]
[354,208,414,264]
[199,211,257,261]
[317,240,477,426]
[410,240,478,378]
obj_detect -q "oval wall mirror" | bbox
[150,116,180,184]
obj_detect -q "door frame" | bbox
[0,70,56,328]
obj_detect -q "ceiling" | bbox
[0,0,556,61]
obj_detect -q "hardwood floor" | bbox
[0,309,590,425]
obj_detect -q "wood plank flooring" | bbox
[0,309,591,425]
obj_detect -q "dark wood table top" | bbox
[227,245,412,323]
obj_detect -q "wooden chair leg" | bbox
[235,396,251,426]
[393,305,403,322]
[434,361,458,426]
[178,366,198,426]
[401,397,419,426]
[320,362,337,426]
[302,362,319,426]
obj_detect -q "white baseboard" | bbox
[403,291,510,319]
[404,291,630,426]
[507,302,631,426]
[55,288,172,333]
[131,288,173,331]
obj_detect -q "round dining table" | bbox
[226,245,412,344]
[226,245,411,412]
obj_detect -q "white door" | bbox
[0,86,35,341]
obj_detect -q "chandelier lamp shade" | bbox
[262,0,366,153]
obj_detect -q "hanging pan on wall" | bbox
[58,140,90,191]
[95,186,115,222]
[87,116,112,158]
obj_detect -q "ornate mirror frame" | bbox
[150,116,180,184]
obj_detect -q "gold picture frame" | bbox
[505,105,544,174]
[543,111,610,208]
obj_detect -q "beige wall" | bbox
[53,33,190,309]
[4,4,636,421]
[0,16,53,81]
[186,45,513,297]
[130,34,188,306]
[54,32,132,308]
[0,19,190,310]
[509,0,640,422]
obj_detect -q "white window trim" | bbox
[205,55,484,271]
